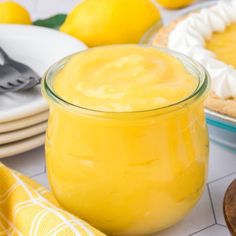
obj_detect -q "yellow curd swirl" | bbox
[54,45,198,112]
[44,45,209,235]
[206,23,236,68]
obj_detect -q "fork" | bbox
[0,47,41,93]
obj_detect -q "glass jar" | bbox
[42,47,210,235]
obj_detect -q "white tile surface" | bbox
[192,225,230,236]
[1,146,45,177]
[208,142,236,183]
[209,173,236,226]
[31,172,49,189]
[154,190,215,236]
[0,0,234,236]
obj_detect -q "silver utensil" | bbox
[0,47,41,93]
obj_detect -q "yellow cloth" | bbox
[0,162,106,236]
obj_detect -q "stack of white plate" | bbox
[0,106,48,158]
[0,24,87,158]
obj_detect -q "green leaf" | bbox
[33,14,67,30]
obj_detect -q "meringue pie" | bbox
[153,0,236,117]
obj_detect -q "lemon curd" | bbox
[206,23,236,68]
[54,46,197,111]
[43,46,209,235]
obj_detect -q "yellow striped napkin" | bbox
[0,162,106,236]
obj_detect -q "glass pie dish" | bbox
[206,109,236,151]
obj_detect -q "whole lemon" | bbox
[156,0,194,9]
[0,2,31,24]
[60,0,161,47]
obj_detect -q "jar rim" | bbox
[42,45,210,118]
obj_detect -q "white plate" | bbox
[0,111,48,133]
[0,24,87,122]
[0,133,45,158]
[0,122,47,145]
